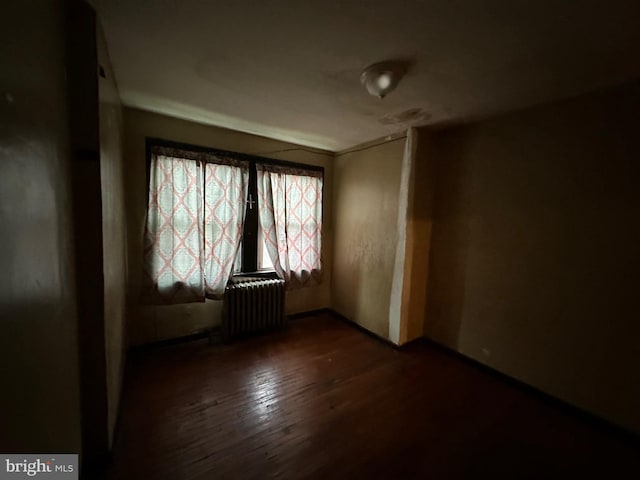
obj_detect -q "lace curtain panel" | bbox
[257,164,323,289]
[143,150,248,303]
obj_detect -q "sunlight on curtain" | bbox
[144,151,248,303]
[257,164,322,288]
[202,161,248,298]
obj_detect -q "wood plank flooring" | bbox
[105,313,639,479]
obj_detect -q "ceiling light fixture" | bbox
[360,61,406,99]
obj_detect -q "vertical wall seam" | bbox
[388,128,416,344]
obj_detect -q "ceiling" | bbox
[97,0,640,151]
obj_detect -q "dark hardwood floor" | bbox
[106,313,639,479]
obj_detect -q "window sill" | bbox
[232,270,279,280]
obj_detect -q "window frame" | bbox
[145,137,324,276]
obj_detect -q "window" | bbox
[255,163,323,288]
[143,139,323,304]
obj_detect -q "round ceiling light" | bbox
[360,61,406,99]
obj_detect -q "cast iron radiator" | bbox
[222,276,286,341]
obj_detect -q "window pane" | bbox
[258,223,274,271]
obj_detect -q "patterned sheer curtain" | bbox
[144,147,248,303]
[257,164,323,289]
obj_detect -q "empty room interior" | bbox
[2,0,640,478]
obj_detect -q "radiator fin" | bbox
[222,277,285,342]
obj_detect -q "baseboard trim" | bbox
[420,335,640,443]
[326,309,434,350]
[118,309,638,449]
[321,310,639,441]
[287,308,332,321]
[329,311,640,441]
[129,330,212,352]
[326,309,403,349]
[128,308,332,350]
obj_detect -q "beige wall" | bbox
[332,138,406,340]
[97,21,127,445]
[0,0,81,452]
[424,81,640,433]
[123,108,333,345]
